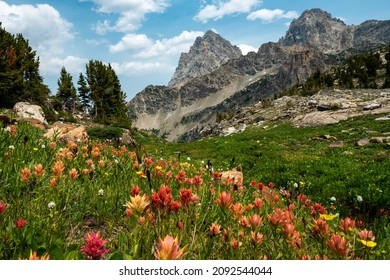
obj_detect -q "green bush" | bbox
[87,126,123,140]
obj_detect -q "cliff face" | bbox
[168,30,242,88]
[128,9,390,141]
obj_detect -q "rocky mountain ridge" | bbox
[128,8,390,141]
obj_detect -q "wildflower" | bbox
[249,214,263,228]
[33,147,38,151]
[281,223,296,239]
[273,194,279,202]
[20,167,31,182]
[20,250,50,260]
[98,189,104,196]
[268,182,275,188]
[215,191,233,209]
[49,142,56,149]
[357,196,363,202]
[48,202,55,210]
[131,186,140,196]
[9,124,17,136]
[330,196,336,202]
[320,213,336,221]
[360,240,377,248]
[154,235,187,260]
[187,157,191,161]
[299,194,307,203]
[170,201,181,212]
[191,194,199,204]
[312,218,330,236]
[34,164,45,177]
[91,147,100,158]
[138,216,146,225]
[231,202,244,218]
[339,217,356,234]
[14,217,26,228]
[125,208,133,217]
[69,168,79,180]
[250,231,264,246]
[209,223,221,236]
[253,198,263,209]
[151,185,173,210]
[49,177,57,187]
[0,202,7,214]
[80,231,109,260]
[41,144,46,149]
[124,194,150,214]
[82,168,89,175]
[179,188,193,206]
[52,161,65,177]
[293,183,299,189]
[239,216,250,228]
[193,175,203,186]
[8,145,15,150]
[358,229,375,241]
[327,234,350,256]
[231,238,242,250]
[175,170,186,182]
[177,221,184,230]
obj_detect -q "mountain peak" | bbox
[168,30,242,88]
[279,8,348,53]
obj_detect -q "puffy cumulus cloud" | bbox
[40,55,88,76]
[194,0,261,23]
[247,8,298,22]
[0,1,74,55]
[109,34,153,53]
[135,30,204,58]
[238,44,258,55]
[83,0,171,33]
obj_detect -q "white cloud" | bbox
[109,34,153,53]
[111,61,167,76]
[135,31,204,58]
[0,1,74,55]
[247,9,298,22]
[40,55,88,76]
[238,44,257,55]
[83,0,171,33]
[194,0,261,23]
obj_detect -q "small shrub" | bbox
[87,126,123,140]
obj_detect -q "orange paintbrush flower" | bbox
[34,164,45,177]
[20,167,31,182]
[69,168,79,180]
[327,233,350,256]
[215,191,233,209]
[52,160,65,177]
[154,235,187,260]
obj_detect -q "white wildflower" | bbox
[357,196,363,202]
[330,197,336,202]
[41,144,46,149]
[48,201,55,210]
[9,145,15,150]
[293,183,298,189]
[98,189,104,196]
[187,157,191,161]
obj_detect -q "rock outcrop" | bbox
[13,102,49,129]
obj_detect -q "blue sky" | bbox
[1,0,390,100]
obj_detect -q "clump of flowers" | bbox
[80,231,109,260]
[154,235,187,260]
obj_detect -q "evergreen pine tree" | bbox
[77,73,90,113]
[56,67,77,112]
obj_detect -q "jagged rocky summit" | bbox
[128,8,390,141]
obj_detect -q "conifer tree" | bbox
[77,73,90,113]
[56,67,77,112]
[0,23,50,109]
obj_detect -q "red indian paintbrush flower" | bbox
[327,233,349,257]
[0,202,7,214]
[154,235,187,260]
[14,217,26,228]
[80,231,109,260]
[215,191,233,209]
[339,217,356,234]
[179,188,192,206]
